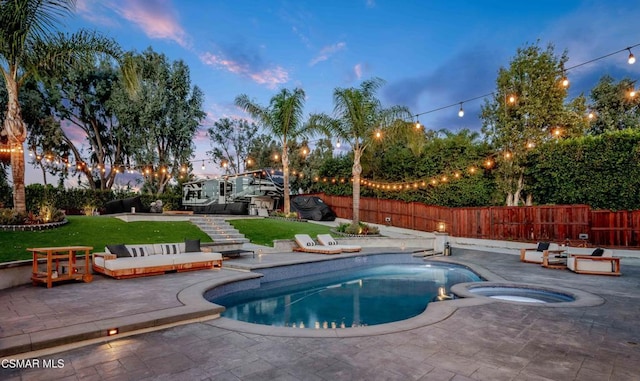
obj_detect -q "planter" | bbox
[330,229,381,238]
[268,216,308,223]
[0,219,68,232]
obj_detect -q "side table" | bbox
[542,249,568,270]
[29,246,93,288]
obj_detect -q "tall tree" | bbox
[39,58,125,190]
[0,0,125,213]
[307,78,411,226]
[115,48,205,195]
[207,118,258,174]
[588,75,640,134]
[480,42,588,206]
[235,88,307,214]
[246,134,280,169]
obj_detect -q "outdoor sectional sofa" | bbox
[566,247,621,276]
[92,240,222,279]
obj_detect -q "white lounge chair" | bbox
[520,242,562,264]
[567,248,621,276]
[293,234,342,254]
[316,234,361,252]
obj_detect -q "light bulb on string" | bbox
[458,103,464,118]
[201,160,205,171]
[415,119,421,129]
[628,48,636,64]
[335,139,341,148]
[561,73,570,88]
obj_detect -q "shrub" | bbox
[271,211,299,219]
[336,221,379,235]
[0,208,27,225]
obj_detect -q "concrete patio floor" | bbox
[1,243,640,380]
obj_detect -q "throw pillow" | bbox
[162,244,179,255]
[107,244,131,258]
[591,248,604,256]
[536,242,550,252]
[185,239,201,253]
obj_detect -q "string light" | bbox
[561,71,570,88]
[201,160,205,170]
[411,42,639,123]
[458,103,464,117]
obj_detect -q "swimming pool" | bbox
[209,263,482,328]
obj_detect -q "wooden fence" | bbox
[308,193,640,248]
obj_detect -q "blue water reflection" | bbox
[210,263,482,328]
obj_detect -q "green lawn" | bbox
[0,216,211,263]
[0,216,333,263]
[228,218,333,247]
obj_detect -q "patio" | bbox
[1,245,639,380]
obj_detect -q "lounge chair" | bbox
[294,234,342,254]
[567,247,621,276]
[520,242,562,264]
[316,234,362,252]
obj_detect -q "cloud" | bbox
[384,48,498,113]
[200,48,289,89]
[309,42,347,66]
[77,0,189,47]
[354,63,364,80]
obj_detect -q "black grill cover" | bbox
[291,196,336,221]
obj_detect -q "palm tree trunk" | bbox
[4,77,28,213]
[282,149,290,214]
[352,149,362,225]
[10,142,26,212]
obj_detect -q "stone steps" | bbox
[189,216,249,244]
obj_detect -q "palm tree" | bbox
[307,78,411,226]
[235,88,307,214]
[0,0,125,213]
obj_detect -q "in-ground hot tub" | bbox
[451,282,605,307]
[466,286,574,303]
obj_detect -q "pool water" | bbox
[210,263,482,328]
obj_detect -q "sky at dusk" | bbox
[25,0,640,183]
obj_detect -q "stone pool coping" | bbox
[0,252,611,357]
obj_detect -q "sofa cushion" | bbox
[536,242,550,252]
[185,239,201,253]
[102,255,174,271]
[107,244,131,258]
[171,252,222,265]
[591,248,604,256]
